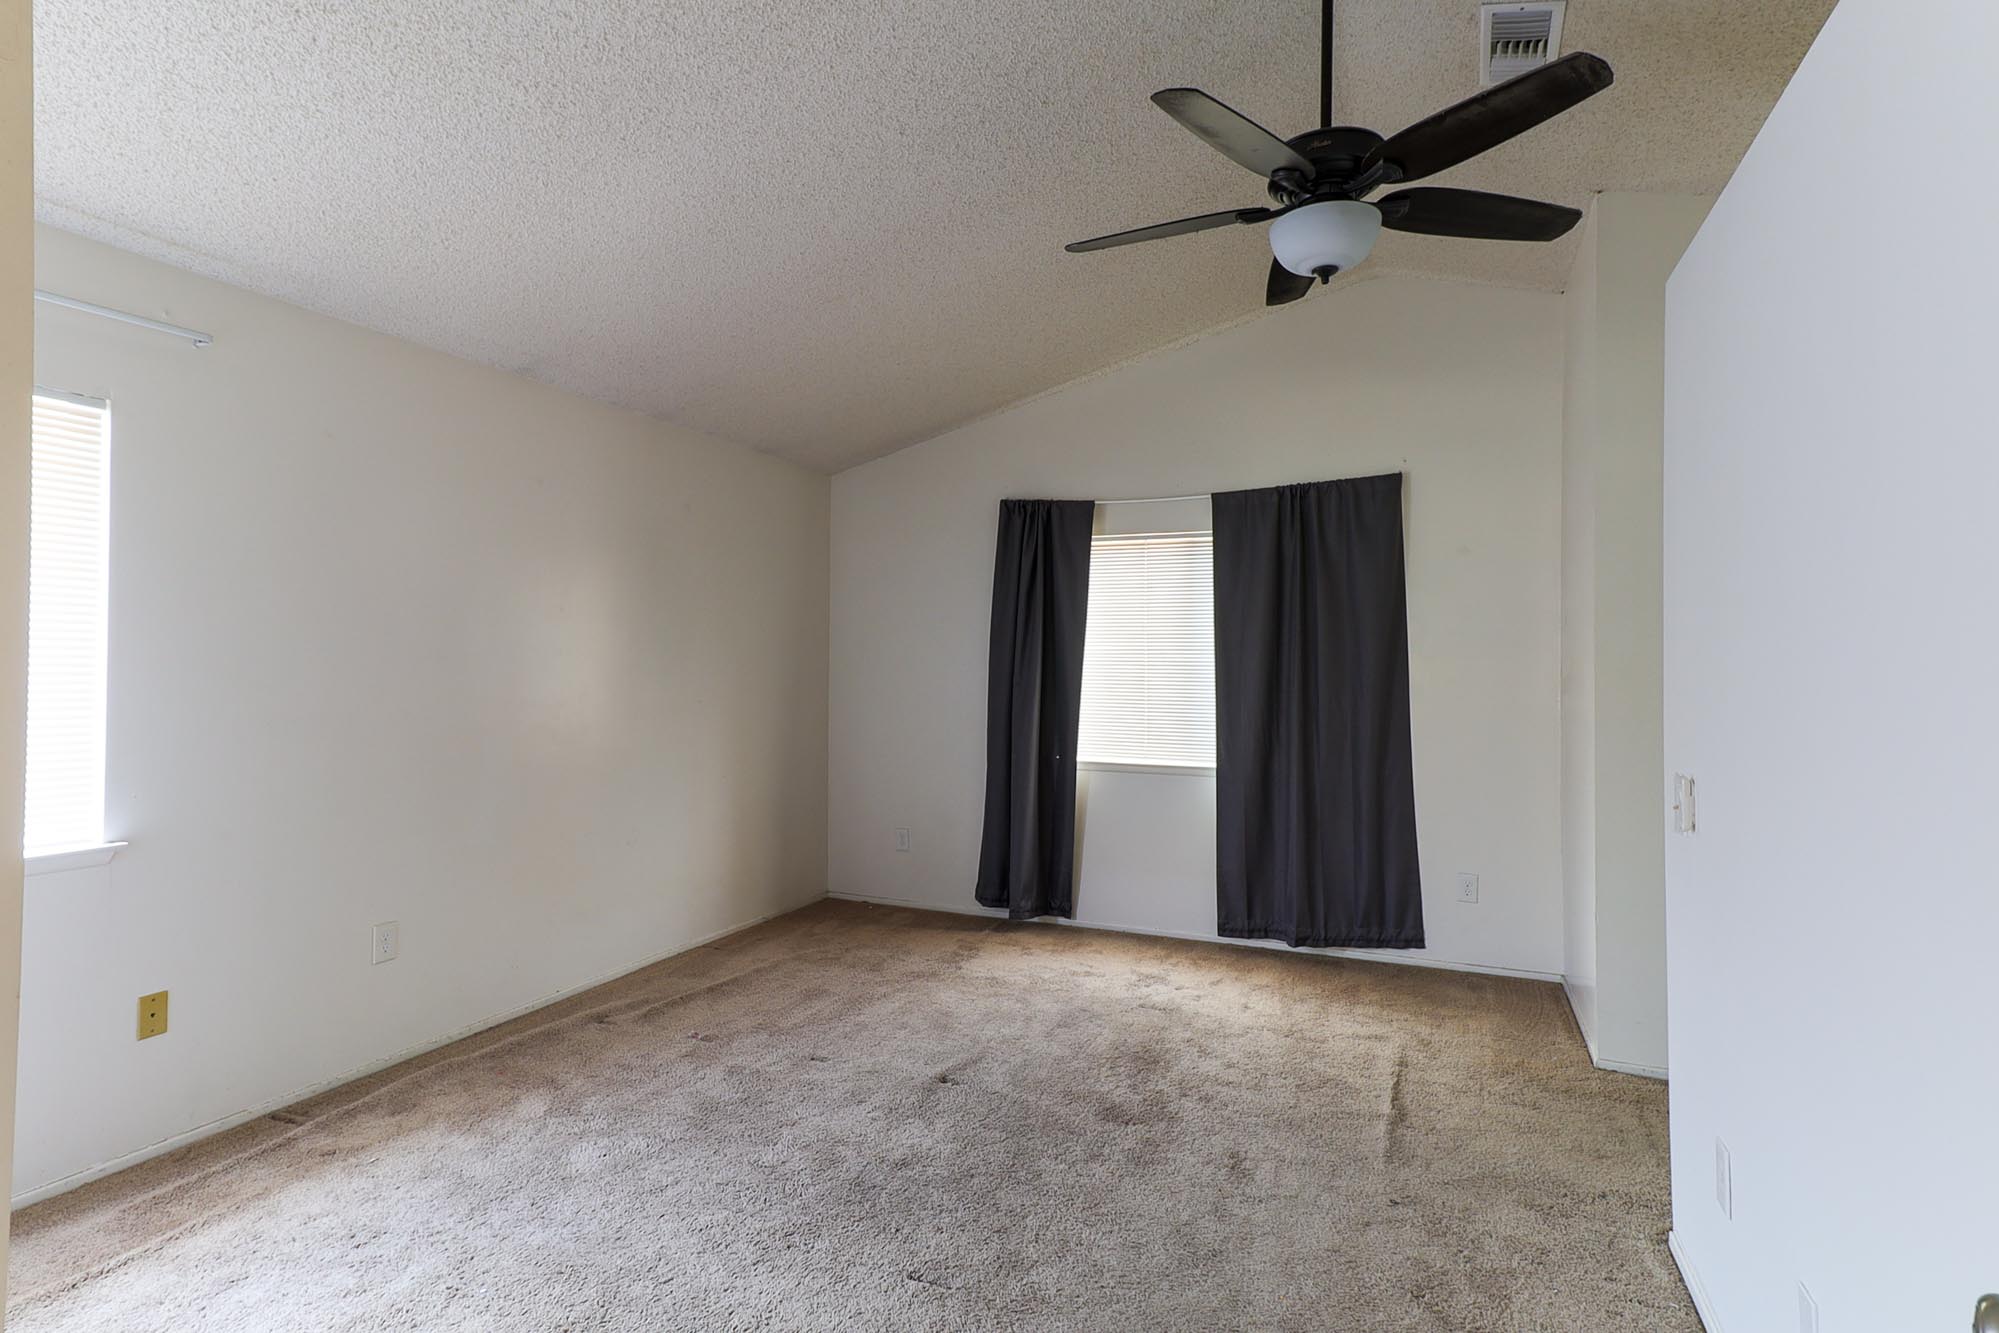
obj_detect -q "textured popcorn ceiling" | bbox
[35,0,1834,470]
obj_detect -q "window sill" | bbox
[1078,760,1216,777]
[25,842,127,877]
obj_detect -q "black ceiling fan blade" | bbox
[1375,188,1582,241]
[1065,207,1273,253]
[1266,259,1315,306]
[1363,52,1613,184]
[1151,88,1315,180]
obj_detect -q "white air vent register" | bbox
[1479,2,1567,87]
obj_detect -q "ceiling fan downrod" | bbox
[1320,0,1333,129]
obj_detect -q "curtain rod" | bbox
[1095,493,1208,506]
[34,290,214,348]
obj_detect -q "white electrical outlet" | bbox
[1715,1137,1733,1218]
[1797,1282,1819,1333]
[1455,872,1479,904]
[894,827,912,853]
[372,921,400,965]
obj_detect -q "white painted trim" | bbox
[1595,1055,1668,1081]
[23,841,126,876]
[9,901,803,1207]
[829,891,1566,983]
[1668,1229,1725,1333]
[31,384,108,410]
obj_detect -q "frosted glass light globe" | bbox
[1268,200,1382,279]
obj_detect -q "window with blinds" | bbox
[25,391,111,855]
[1076,530,1216,769]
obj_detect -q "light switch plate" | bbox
[1715,1137,1733,1218]
[1674,773,1697,833]
[372,921,400,965]
[894,827,912,853]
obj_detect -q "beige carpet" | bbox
[9,901,1695,1331]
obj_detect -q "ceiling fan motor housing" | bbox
[1270,126,1388,204]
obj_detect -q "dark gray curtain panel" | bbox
[974,499,1095,920]
[1212,474,1424,948]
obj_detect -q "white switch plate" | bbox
[1674,773,1697,833]
[1797,1282,1819,1333]
[894,827,912,853]
[1715,1137,1733,1218]
[372,921,400,965]
[1455,872,1479,903]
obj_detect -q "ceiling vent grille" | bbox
[1479,2,1566,86]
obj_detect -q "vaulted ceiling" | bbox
[36,1,1833,470]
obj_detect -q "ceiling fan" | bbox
[1065,0,1613,305]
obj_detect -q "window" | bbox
[1076,530,1215,769]
[25,391,111,855]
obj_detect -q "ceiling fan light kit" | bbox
[1269,200,1381,281]
[1065,0,1613,305]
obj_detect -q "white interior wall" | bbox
[1561,192,1709,1078]
[0,0,33,1283]
[1663,0,1999,1325]
[830,275,1568,979]
[15,227,831,1201]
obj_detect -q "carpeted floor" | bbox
[8,900,1695,1331]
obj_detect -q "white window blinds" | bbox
[25,392,111,855]
[1077,531,1216,768]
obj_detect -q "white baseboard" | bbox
[10,901,805,1209]
[1668,1229,1724,1332]
[1595,1055,1668,1080]
[827,891,1566,983]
